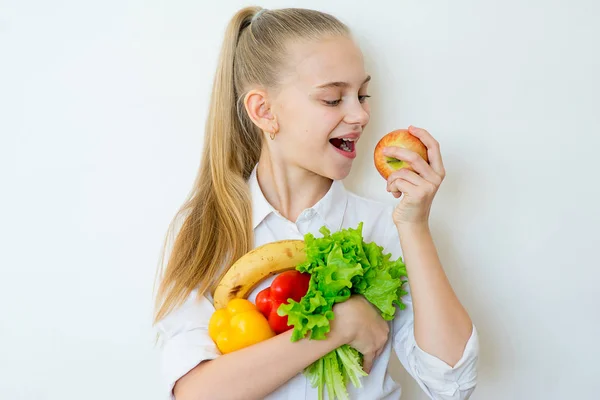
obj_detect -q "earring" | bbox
[268,115,278,140]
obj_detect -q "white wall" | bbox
[1,1,598,399]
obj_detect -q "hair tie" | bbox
[251,9,268,23]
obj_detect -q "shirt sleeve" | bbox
[155,290,221,400]
[382,208,480,400]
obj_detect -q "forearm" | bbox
[397,222,473,367]
[174,328,346,400]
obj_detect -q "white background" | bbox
[1,1,599,399]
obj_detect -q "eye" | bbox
[323,94,371,106]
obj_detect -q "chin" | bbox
[329,172,349,181]
[328,164,353,181]
[302,153,353,181]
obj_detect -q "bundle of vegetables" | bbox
[210,222,408,399]
[277,222,409,400]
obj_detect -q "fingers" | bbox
[407,125,446,179]
[362,353,374,374]
[387,169,438,198]
[382,146,440,185]
[377,323,390,359]
[363,343,387,373]
[387,175,415,199]
[365,324,389,373]
[390,176,438,201]
[387,167,426,187]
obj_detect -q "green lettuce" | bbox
[278,222,408,400]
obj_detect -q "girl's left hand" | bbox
[383,126,446,227]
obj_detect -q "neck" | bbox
[256,149,332,223]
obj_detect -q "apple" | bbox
[373,129,429,180]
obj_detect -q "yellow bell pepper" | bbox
[209,298,275,354]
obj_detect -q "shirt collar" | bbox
[248,163,348,232]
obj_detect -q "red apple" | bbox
[373,129,429,180]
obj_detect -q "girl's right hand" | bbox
[330,295,390,373]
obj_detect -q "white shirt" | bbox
[156,164,479,400]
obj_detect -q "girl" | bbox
[153,6,479,400]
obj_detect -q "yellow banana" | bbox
[212,240,306,310]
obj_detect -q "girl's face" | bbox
[270,35,371,181]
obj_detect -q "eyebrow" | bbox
[315,75,371,89]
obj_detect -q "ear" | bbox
[244,89,279,135]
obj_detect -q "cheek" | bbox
[363,103,371,119]
[319,107,342,122]
[277,95,343,146]
[297,110,340,146]
[316,107,344,132]
[288,107,341,146]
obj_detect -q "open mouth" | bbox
[329,138,355,153]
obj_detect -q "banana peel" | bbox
[212,240,306,309]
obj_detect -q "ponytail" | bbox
[153,6,349,324]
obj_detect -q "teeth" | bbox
[341,138,355,141]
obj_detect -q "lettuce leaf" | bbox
[277,222,408,400]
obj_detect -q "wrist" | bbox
[330,309,353,346]
[330,321,353,346]
[331,328,351,347]
[395,221,430,235]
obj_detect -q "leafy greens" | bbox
[278,222,409,400]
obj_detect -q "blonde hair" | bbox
[153,7,350,324]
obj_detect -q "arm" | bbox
[174,328,345,400]
[385,216,479,400]
[396,222,472,367]
[163,293,388,400]
[383,126,479,399]
[382,125,474,367]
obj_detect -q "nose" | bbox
[344,99,370,127]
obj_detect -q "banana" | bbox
[212,240,306,309]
